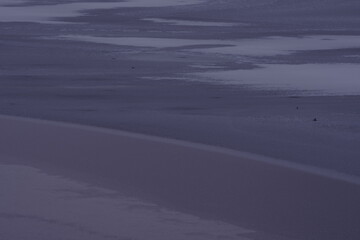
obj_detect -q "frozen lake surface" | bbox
[1,1,360,238]
[1,0,359,172]
[57,34,360,95]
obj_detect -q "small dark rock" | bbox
[313,118,317,122]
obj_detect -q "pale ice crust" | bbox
[194,64,360,95]
[143,18,245,27]
[58,35,360,57]
[0,0,205,23]
[56,35,360,95]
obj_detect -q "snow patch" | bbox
[143,18,245,27]
[193,64,360,96]
[0,0,205,24]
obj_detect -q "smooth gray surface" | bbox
[0,0,360,174]
[1,1,360,239]
[1,116,360,240]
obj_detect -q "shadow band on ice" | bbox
[0,115,359,240]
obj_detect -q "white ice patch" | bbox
[191,64,226,69]
[143,18,245,27]
[195,35,360,56]
[345,55,360,58]
[193,64,360,96]
[0,0,205,24]
[57,35,228,48]
[56,35,360,57]
[51,34,360,96]
[0,163,252,240]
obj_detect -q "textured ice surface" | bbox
[143,18,244,27]
[195,35,360,56]
[0,0,204,23]
[0,163,252,240]
[58,35,360,57]
[57,35,227,48]
[56,34,360,95]
[194,64,360,95]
